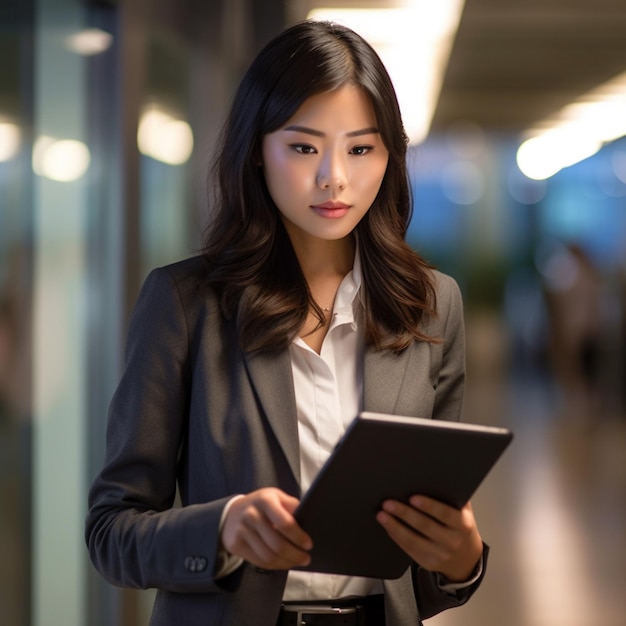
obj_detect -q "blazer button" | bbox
[185,556,208,573]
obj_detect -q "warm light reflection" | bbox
[307,0,465,144]
[0,122,20,162]
[517,71,626,179]
[33,136,91,182]
[516,442,595,625]
[137,107,194,165]
[64,28,113,56]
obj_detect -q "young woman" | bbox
[86,20,488,626]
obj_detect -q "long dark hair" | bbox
[203,20,437,353]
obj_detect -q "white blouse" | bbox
[283,254,384,601]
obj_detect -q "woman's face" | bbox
[261,84,389,247]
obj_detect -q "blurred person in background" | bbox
[540,242,603,422]
[86,20,488,626]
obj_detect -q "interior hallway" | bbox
[429,314,626,626]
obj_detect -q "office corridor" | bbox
[429,318,626,626]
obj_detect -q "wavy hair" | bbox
[203,20,437,353]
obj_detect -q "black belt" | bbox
[277,595,385,626]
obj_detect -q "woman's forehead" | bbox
[280,85,378,129]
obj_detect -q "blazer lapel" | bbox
[363,342,432,417]
[243,341,433,490]
[243,348,301,488]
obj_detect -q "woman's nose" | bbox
[316,154,347,191]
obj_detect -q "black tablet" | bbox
[293,411,513,579]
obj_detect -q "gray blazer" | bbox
[86,255,487,626]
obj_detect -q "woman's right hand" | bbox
[221,487,313,570]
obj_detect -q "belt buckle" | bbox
[283,604,357,625]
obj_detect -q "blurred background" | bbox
[1,0,625,624]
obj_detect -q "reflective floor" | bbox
[429,321,626,626]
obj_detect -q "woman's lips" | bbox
[311,201,351,218]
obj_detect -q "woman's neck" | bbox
[291,235,356,283]
[287,234,356,353]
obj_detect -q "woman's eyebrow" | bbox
[282,125,380,138]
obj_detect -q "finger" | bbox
[406,496,461,528]
[410,496,478,536]
[244,512,311,566]
[376,509,448,565]
[380,500,451,547]
[239,524,309,569]
[222,489,312,568]
[229,504,310,569]
[259,491,313,551]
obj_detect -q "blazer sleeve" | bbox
[85,266,239,593]
[413,545,489,619]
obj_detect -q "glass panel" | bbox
[31,1,91,624]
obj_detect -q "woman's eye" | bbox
[291,144,317,154]
[350,145,373,156]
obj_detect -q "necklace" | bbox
[312,296,334,315]
[312,301,332,315]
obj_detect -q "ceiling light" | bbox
[307,1,465,144]
[64,28,113,56]
[137,106,194,165]
[517,71,626,180]
[517,128,602,181]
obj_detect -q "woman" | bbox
[86,20,487,625]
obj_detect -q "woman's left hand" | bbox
[376,495,483,582]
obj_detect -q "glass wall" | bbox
[0,1,288,625]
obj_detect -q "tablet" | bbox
[293,411,513,579]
